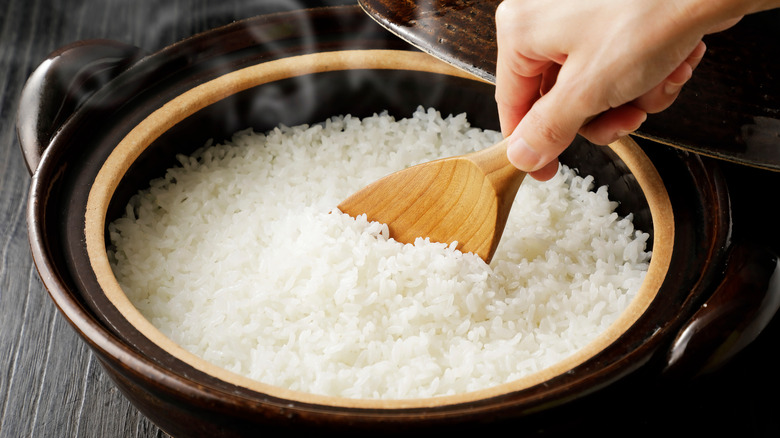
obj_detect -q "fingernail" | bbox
[664,82,683,95]
[507,136,543,171]
[616,113,648,138]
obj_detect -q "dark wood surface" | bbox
[1,1,780,437]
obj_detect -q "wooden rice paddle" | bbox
[338,138,525,263]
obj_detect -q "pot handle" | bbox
[662,240,780,378]
[16,39,143,175]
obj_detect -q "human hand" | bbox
[495,0,751,180]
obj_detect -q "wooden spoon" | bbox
[338,138,524,263]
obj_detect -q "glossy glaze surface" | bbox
[16,4,780,436]
[359,0,780,171]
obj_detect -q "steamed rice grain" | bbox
[107,107,651,399]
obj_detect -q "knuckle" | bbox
[495,1,520,26]
[526,109,569,147]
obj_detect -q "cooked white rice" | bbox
[107,107,651,399]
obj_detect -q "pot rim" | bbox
[27,8,756,431]
[79,49,675,409]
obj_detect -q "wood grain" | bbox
[338,138,524,263]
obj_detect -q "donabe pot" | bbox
[17,5,780,436]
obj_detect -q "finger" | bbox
[494,13,555,138]
[686,40,707,71]
[579,104,647,145]
[540,62,561,96]
[528,159,561,182]
[632,41,705,114]
[506,83,587,174]
[496,73,544,138]
[707,17,742,34]
[630,62,691,113]
[495,54,547,137]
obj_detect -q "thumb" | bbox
[506,87,586,174]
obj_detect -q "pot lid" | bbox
[359,0,780,172]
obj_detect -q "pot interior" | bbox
[75,49,674,409]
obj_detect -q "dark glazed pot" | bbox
[17,5,780,436]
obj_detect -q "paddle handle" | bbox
[467,137,527,203]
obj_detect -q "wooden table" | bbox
[2,1,779,436]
